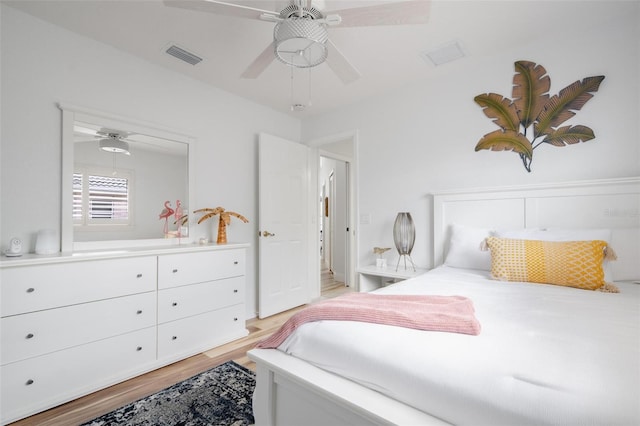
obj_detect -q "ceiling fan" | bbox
[75,127,133,155]
[76,125,187,156]
[96,133,132,155]
[163,0,430,84]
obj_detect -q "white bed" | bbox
[248,177,640,426]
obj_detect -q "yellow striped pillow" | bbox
[484,237,612,290]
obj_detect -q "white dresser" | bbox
[0,243,249,425]
[156,249,247,362]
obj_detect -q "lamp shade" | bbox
[274,18,328,68]
[99,138,130,155]
[393,212,416,271]
[393,212,415,255]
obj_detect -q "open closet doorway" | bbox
[314,132,356,297]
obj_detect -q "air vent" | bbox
[165,44,203,66]
[420,41,466,66]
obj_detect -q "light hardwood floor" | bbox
[10,269,350,426]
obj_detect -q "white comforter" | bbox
[277,266,640,426]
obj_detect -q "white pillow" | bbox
[496,228,614,281]
[494,228,546,239]
[444,224,494,270]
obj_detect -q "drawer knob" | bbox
[172,336,178,340]
[233,289,238,293]
[26,379,34,386]
[234,317,238,321]
[136,346,143,351]
[26,333,34,339]
[172,268,178,273]
[233,261,239,265]
[26,287,35,293]
[137,310,143,315]
[137,273,143,278]
[172,302,178,307]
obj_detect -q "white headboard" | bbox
[432,177,640,281]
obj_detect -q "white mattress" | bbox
[277,266,640,426]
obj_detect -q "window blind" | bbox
[88,175,129,220]
[73,172,130,224]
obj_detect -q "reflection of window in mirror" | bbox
[73,165,134,229]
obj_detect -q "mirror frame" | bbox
[60,103,196,252]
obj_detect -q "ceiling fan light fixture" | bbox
[274,18,328,68]
[99,138,131,155]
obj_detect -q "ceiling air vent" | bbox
[165,44,203,66]
[420,41,466,66]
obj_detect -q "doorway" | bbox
[312,132,356,298]
[319,157,348,294]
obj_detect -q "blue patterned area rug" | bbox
[82,361,255,426]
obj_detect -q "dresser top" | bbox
[0,242,250,268]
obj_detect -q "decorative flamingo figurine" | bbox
[158,201,174,235]
[174,200,184,237]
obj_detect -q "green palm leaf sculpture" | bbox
[474,60,604,172]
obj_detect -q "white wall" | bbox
[0,5,301,318]
[302,6,640,270]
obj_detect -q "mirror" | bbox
[60,104,195,252]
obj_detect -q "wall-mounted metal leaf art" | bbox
[474,60,604,172]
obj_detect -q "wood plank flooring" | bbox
[10,269,350,426]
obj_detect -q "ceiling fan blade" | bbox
[163,0,279,21]
[74,125,134,139]
[74,125,101,137]
[329,0,430,27]
[241,41,276,79]
[325,40,361,85]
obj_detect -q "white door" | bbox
[258,133,310,318]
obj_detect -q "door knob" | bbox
[262,231,275,237]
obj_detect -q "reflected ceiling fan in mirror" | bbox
[163,0,431,84]
[98,133,132,156]
[74,127,135,176]
[75,125,183,156]
[75,127,134,155]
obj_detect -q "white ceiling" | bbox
[4,0,632,118]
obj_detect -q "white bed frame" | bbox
[248,177,640,426]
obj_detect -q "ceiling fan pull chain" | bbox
[308,67,312,107]
[112,152,118,176]
[290,64,295,109]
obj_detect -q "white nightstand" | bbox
[357,264,429,292]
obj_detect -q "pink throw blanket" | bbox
[256,293,481,349]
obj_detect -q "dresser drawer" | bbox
[2,292,156,365]
[158,304,247,360]
[1,256,157,317]
[1,327,156,425]
[157,276,244,324]
[158,249,245,289]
